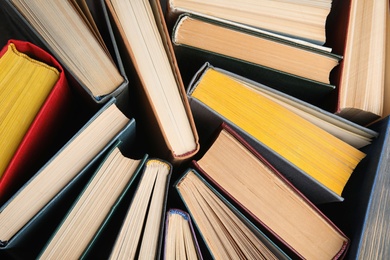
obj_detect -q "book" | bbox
[319,115,390,259]
[328,0,389,125]
[166,0,333,45]
[182,123,350,259]
[0,40,59,185]
[188,63,367,203]
[108,158,172,259]
[0,99,132,249]
[172,14,341,85]
[0,153,102,260]
[2,0,127,103]
[104,0,199,162]
[0,39,96,207]
[164,208,203,260]
[176,170,291,260]
[39,144,147,259]
[194,64,377,149]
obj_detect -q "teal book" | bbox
[38,143,148,259]
[0,99,134,259]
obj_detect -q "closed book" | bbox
[184,123,350,259]
[163,208,203,260]
[0,0,128,103]
[39,144,148,259]
[188,63,368,204]
[172,14,340,85]
[327,0,390,125]
[104,0,199,163]
[0,99,133,259]
[0,39,94,206]
[107,158,172,259]
[165,0,332,45]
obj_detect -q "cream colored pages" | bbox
[0,104,129,242]
[40,148,141,259]
[169,0,332,44]
[106,0,197,158]
[10,0,123,97]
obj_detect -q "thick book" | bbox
[106,158,172,259]
[163,208,203,260]
[104,0,199,163]
[0,41,59,177]
[0,39,95,206]
[0,40,59,177]
[0,99,133,258]
[327,0,390,125]
[319,116,390,259]
[80,158,172,260]
[38,144,148,259]
[1,0,128,103]
[176,169,292,259]
[172,14,341,85]
[183,123,350,259]
[165,0,333,45]
[188,63,370,204]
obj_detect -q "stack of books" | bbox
[0,0,388,259]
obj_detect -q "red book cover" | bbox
[0,39,73,205]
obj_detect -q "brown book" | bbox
[182,123,350,259]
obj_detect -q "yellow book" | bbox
[190,67,366,196]
[0,43,59,177]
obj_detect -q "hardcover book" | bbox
[181,123,350,259]
[188,63,369,204]
[1,0,129,103]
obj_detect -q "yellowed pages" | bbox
[191,68,365,195]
